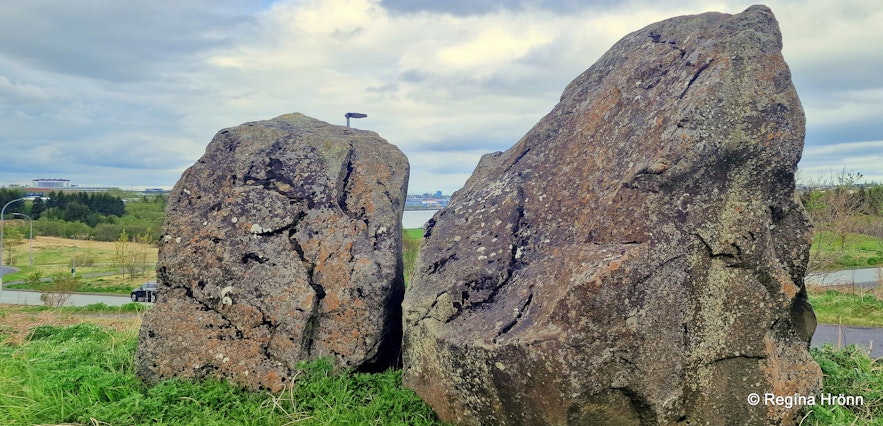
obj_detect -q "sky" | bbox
[1,0,880,194]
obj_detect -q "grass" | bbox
[0,305,441,425]
[802,345,883,424]
[19,301,149,315]
[1,305,881,425]
[809,287,883,328]
[811,231,883,271]
[2,236,156,294]
[403,228,423,288]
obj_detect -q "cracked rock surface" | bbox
[402,6,821,425]
[136,113,408,391]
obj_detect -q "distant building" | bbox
[23,178,118,194]
[32,178,70,188]
[405,192,450,210]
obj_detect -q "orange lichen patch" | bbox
[322,292,341,312]
[775,269,800,303]
[761,333,823,423]
[261,369,286,393]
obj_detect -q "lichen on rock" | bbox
[136,113,409,391]
[402,5,821,425]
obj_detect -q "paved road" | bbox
[0,289,135,306]
[804,268,883,357]
[806,267,881,288]
[0,265,19,276]
[813,324,883,358]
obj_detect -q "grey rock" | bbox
[402,5,821,425]
[136,113,408,391]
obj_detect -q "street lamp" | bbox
[12,213,33,266]
[345,112,367,128]
[1,196,42,292]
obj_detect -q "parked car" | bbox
[131,282,158,302]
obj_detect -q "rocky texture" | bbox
[136,113,408,391]
[402,6,821,425]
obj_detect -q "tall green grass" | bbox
[16,301,149,315]
[0,323,440,425]
[810,290,883,327]
[403,228,423,288]
[2,319,882,424]
[802,345,883,424]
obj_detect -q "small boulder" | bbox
[403,6,821,425]
[136,113,408,391]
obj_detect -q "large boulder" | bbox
[402,6,821,425]
[136,113,408,391]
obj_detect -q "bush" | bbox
[34,217,91,239]
[38,273,83,307]
[25,271,43,286]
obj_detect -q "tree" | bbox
[84,192,125,217]
[799,170,872,274]
[62,201,92,223]
[113,229,145,278]
[0,188,25,211]
[134,229,155,277]
[3,227,24,266]
[29,197,46,219]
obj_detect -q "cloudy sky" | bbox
[1,0,880,194]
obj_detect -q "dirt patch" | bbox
[0,304,141,345]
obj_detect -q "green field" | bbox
[809,288,883,327]
[811,231,883,271]
[2,236,156,294]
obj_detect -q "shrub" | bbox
[38,273,83,307]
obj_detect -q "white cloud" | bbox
[435,24,554,72]
[0,0,881,193]
[184,0,703,192]
[800,140,883,184]
[804,89,883,128]
[803,140,883,157]
[0,75,51,102]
